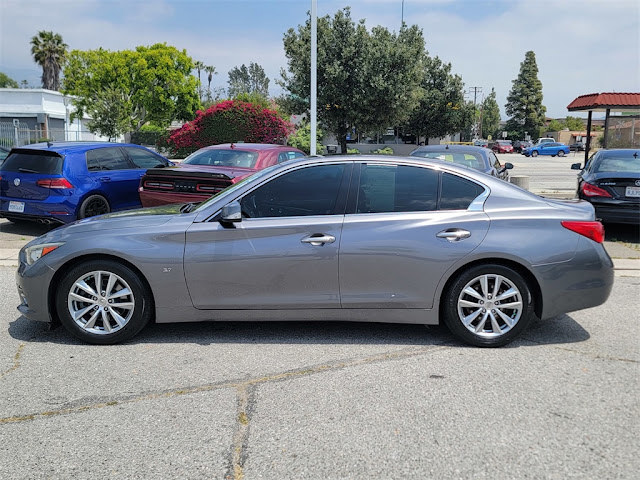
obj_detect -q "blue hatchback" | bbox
[0,142,171,225]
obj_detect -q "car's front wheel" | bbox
[531,151,539,157]
[442,264,535,347]
[55,260,153,344]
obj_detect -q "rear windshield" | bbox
[183,149,259,168]
[0,150,63,174]
[595,154,640,174]
[412,151,484,170]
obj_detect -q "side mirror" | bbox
[220,201,242,223]
[570,163,582,170]
[504,162,514,170]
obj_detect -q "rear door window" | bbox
[86,147,132,171]
[1,150,63,174]
[439,172,485,210]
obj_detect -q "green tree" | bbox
[30,30,68,90]
[228,62,270,98]
[0,72,19,88]
[565,116,585,131]
[287,121,324,155]
[404,55,469,143]
[194,60,205,102]
[505,51,546,140]
[280,8,424,153]
[546,118,565,132]
[205,65,217,102]
[63,43,199,139]
[480,88,501,139]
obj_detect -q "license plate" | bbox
[625,186,640,198]
[8,201,25,213]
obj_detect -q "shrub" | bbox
[164,100,293,157]
[347,148,360,154]
[370,147,394,155]
[287,122,324,155]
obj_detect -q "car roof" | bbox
[198,143,299,152]
[12,142,149,155]
[410,144,491,155]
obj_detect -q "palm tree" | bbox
[194,60,205,101]
[205,65,216,102]
[30,31,68,90]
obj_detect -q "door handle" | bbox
[301,234,336,246]
[436,228,471,242]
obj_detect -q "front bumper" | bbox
[15,252,57,323]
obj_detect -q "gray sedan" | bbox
[16,156,613,347]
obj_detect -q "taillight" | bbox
[143,180,174,190]
[196,184,221,193]
[581,182,612,198]
[36,178,73,189]
[561,221,605,243]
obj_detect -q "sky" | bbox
[0,0,638,119]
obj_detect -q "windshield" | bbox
[412,151,484,170]
[183,149,259,168]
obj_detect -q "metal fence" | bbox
[0,122,104,148]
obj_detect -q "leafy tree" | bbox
[565,116,585,131]
[0,72,19,88]
[505,51,546,140]
[404,55,470,144]
[63,43,200,138]
[280,7,424,153]
[205,65,217,102]
[480,88,501,139]
[546,118,565,132]
[287,121,323,154]
[228,62,270,98]
[165,100,293,157]
[30,30,68,90]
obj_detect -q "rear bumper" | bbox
[592,203,640,225]
[534,237,614,319]
[0,197,75,224]
[139,190,211,207]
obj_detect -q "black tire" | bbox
[531,151,538,157]
[557,150,565,157]
[442,264,535,347]
[79,194,110,219]
[55,260,153,344]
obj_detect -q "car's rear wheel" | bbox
[79,194,110,219]
[557,150,565,157]
[531,151,539,157]
[443,264,535,347]
[55,260,153,344]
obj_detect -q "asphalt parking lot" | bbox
[1,152,639,479]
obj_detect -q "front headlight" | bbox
[24,242,64,266]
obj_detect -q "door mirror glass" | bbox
[220,201,242,223]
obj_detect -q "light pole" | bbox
[310,0,317,155]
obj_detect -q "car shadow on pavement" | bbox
[0,220,55,236]
[8,313,590,347]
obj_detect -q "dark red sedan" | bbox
[139,143,305,207]
[490,140,514,154]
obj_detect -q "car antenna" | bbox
[47,141,53,148]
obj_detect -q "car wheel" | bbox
[442,264,535,347]
[79,194,110,219]
[531,151,538,157]
[557,150,565,157]
[55,260,153,344]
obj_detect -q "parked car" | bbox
[489,140,514,154]
[473,139,489,148]
[534,138,555,146]
[523,142,571,157]
[139,143,306,207]
[512,140,532,153]
[571,148,640,224]
[0,142,172,225]
[569,142,585,152]
[409,144,513,181]
[0,145,9,166]
[17,155,612,347]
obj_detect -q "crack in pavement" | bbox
[0,344,448,427]
[0,343,25,380]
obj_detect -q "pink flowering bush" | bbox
[162,100,293,157]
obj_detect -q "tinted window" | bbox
[278,151,305,163]
[241,164,345,218]
[357,164,439,213]
[184,149,258,168]
[1,151,63,174]
[86,148,131,171]
[439,173,485,210]
[124,147,167,169]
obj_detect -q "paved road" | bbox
[0,266,638,479]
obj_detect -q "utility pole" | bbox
[310,0,317,155]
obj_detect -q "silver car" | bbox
[16,156,614,347]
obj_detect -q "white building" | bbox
[0,88,115,147]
